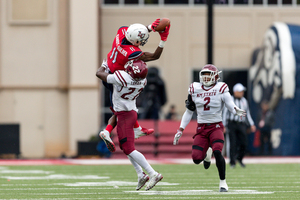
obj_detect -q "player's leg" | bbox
[127,155,149,190]
[203,146,213,169]
[99,81,118,138]
[99,114,117,152]
[236,125,247,168]
[210,122,228,192]
[266,130,272,155]
[191,125,209,164]
[133,121,154,139]
[116,111,162,190]
[228,122,237,168]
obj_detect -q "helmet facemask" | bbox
[199,70,221,87]
[125,24,149,47]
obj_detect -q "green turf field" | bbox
[0,163,299,199]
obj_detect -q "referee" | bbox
[223,83,256,168]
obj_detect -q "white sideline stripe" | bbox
[66,157,300,165]
[0,157,299,165]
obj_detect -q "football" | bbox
[155,18,170,32]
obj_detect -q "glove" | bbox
[159,24,171,41]
[150,18,160,32]
[234,107,246,119]
[101,59,108,69]
[173,130,182,145]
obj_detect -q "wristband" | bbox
[147,25,152,32]
[158,40,166,48]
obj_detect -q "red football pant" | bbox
[192,122,224,162]
[114,110,137,155]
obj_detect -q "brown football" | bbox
[154,18,170,32]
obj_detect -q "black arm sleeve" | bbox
[185,94,196,111]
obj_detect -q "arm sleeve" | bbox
[106,74,118,85]
[245,99,255,126]
[222,92,237,115]
[128,51,143,60]
[179,109,194,130]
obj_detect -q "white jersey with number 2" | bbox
[107,70,146,112]
[188,81,237,123]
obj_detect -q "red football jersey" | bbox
[107,26,144,73]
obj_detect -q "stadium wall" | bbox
[0,1,299,157]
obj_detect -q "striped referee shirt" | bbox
[222,96,254,127]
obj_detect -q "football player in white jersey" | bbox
[96,60,163,191]
[173,64,246,192]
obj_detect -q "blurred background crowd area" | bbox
[0,0,299,159]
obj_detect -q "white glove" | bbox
[234,107,246,118]
[101,59,108,69]
[173,130,183,145]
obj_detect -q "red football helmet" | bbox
[125,60,148,81]
[199,64,222,86]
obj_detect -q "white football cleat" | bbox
[136,172,149,190]
[145,172,163,191]
[219,179,228,192]
[99,130,116,152]
[134,127,154,139]
[203,147,212,169]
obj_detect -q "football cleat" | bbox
[99,130,116,152]
[134,127,154,139]
[203,147,212,169]
[219,180,228,192]
[145,173,163,191]
[136,172,149,190]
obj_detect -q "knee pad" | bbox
[192,145,206,164]
[211,139,224,152]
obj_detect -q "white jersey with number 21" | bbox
[107,70,146,112]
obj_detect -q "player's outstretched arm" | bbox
[140,20,170,62]
[96,59,109,82]
[139,47,163,62]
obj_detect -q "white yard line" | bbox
[0,157,299,166]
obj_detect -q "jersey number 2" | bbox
[121,88,143,100]
[204,97,210,111]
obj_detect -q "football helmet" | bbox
[125,60,148,81]
[125,23,149,46]
[199,64,222,87]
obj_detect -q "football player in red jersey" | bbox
[100,19,171,149]
[173,64,246,192]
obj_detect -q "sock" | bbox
[134,121,140,128]
[128,150,156,177]
[214,150,226,180]
[134,126,142,132]
[127,155,144,178]
[105,124,113,133]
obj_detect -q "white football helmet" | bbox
[199,64,222,87]
[125,23,149,46]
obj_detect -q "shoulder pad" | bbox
[188,82,201,94]
[219,82,229,94]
